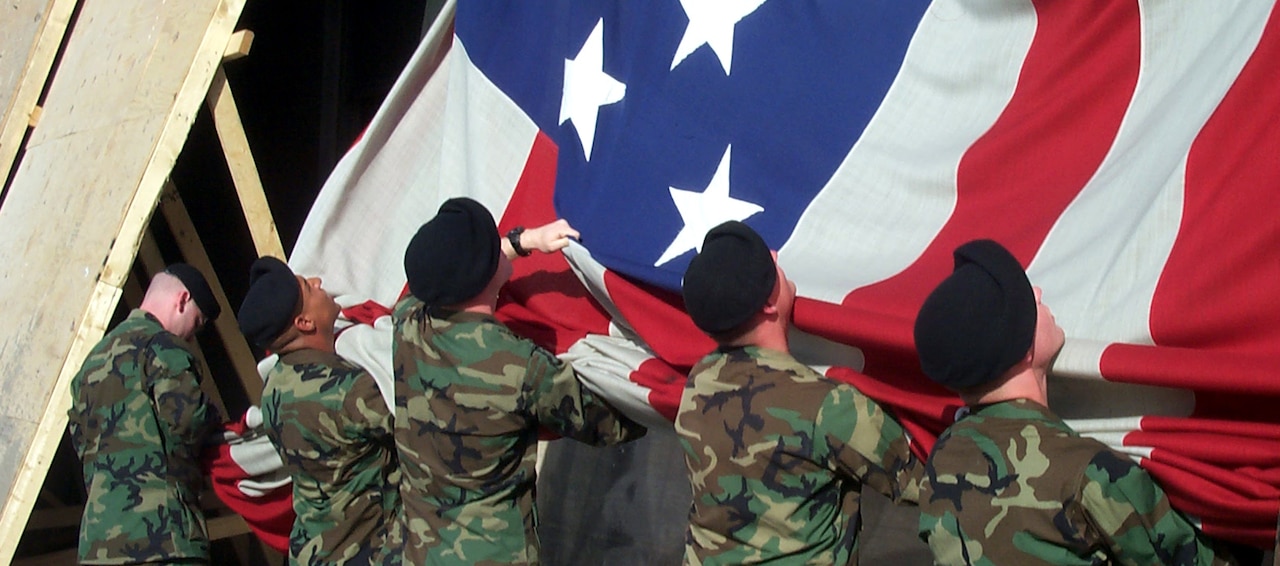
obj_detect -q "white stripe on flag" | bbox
[780,0,1037,302]
[1031,0,1274,343]
[292,1,457,304]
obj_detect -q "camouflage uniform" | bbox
[67,309,222,565]
[918,398,1237,566]
[675,345,921,565]
[392,296,647,565]
[261,348,401,565]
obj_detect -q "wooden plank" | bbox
[0,0,76,189]
[159,185,263,406]
[223,29,255,62]
[207,65,285,260]
[0,1,248,563]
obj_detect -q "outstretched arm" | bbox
[502,219,581,259]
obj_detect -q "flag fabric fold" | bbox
[282,0,1279,548]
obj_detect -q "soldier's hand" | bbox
[524,219,580,254]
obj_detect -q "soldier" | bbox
[676,221,920,565]
[913,239,1238,565]
[237,256,399,565]
[394,197,648,564]
[68,264,223,565]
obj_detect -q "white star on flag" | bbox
[560,18,626,161]
[670,0,769,74]
[655,145,764,266]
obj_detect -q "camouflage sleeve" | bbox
[1080,450,1237,566]
[819,384,921,505]
[350,369,394,442]
[526,346,646,445]
[147,335,222,458]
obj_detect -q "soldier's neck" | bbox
[277,333,336,356]
[963,370,1048,407]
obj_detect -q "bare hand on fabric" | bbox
[524,219,581,253]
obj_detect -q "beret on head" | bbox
[164,263,221,321]
[682,221,777,335]
[914,239,1036,391]
[236,257,301,349]
[404,197,500,307]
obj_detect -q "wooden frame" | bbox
[0,0,77,189]
[0,1,291,563]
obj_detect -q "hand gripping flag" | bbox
[290,0,1280,547]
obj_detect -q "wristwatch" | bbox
[506,226,532,257]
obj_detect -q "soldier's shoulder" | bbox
[468,316,540,355]
[144,326,187,350]
[329,351,373,376]
[392,295,424,319]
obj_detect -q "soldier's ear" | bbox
[294,313,315,333]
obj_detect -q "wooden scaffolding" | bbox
[0,0,285,562]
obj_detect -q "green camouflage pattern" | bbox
[391,296,647,565]
[674,346,921,565]
[918,399,1237,566]
[260,348,401,565]
[67,309,221,565]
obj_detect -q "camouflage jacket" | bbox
[67,309,221,564]
[674,346,921,565]
[261,348,401,565]
[918,399,1237,566]
[391,296,648,565]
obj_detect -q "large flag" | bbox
[290,0,1280,547]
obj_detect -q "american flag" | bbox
[282,0,1280,547]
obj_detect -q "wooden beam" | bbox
[223,30,255,62]
[136,229,167,281]
[27,106,44,128]
[159,184,264,406]
[0,0,76,189]
[206,65,285,260]
[0,1,249,563]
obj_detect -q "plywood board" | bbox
[0,0,76,186]
[0,0,248,562]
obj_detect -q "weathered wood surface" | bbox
[0,0,76,186]
[0,0,247,562]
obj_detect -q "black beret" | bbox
[404,197,500,306]
[164,263,221,321]
[682,221,777,335]
[914,239,1036,390]
[237,257,301,349]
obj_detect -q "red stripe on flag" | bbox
[633,358,686,422]
[498,132,615,352]
[1151,3,1280,363]
[838,0,1140,313]
[602,270,715,370]
[1141,451,1280,547]
[815,0,1142,457]
[1128,430,1280,470]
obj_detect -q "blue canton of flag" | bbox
[455,0,932,290]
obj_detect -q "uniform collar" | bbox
[279,347,343,366]
[965,398,1062,423]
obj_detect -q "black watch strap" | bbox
[507,226,531,257]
